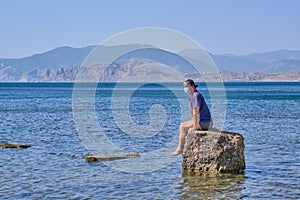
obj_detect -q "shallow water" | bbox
[0,82,299,199]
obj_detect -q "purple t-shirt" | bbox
[189,90,211,123]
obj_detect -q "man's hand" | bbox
[188,124,202,132]
[193,123,202,130]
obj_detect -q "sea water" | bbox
[0,82,299,199]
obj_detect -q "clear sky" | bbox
[0,0,299,58]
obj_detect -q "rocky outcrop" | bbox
[1,64,300,83]
[182,130,245,173]
[84,152,141,162]
[0,143,31,149]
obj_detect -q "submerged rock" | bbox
[182,130,245,173]
[84,152,141,162]
[0,143,31,149]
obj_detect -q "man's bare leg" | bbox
[171,121,193,156]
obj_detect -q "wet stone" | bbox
[0,143,31,149]
[182,130,245,173]
[84,152,141,162]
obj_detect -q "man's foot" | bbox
[171,149,182,156]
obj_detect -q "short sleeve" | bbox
[191,93,200,109]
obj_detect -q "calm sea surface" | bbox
[0,82,299,199]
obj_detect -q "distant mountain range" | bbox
[0,45,299,82]
[210,50,300,74]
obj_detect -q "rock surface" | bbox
[85,152,141,162]
[182,130,245,173]
[0,143,31,149]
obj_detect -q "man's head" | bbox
[184,79,198,88]
[183,79,198,94]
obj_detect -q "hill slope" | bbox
[0,45,299,82]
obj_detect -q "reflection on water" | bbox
[179,172,247,199]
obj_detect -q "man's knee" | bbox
[180,123,186,129]
[180,121,192,130]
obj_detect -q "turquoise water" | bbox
[0,82,299,199]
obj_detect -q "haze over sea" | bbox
[0,82,299,199]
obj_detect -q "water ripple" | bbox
[0,82,299,199]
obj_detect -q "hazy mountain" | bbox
[210,54,269,72]
[261,59,300,74]
[243,49,300,62]
[0,46,94,70]
[181,49,300,73]
[0,45,300,82]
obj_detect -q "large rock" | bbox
[182,130,245,173]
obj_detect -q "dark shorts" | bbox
[200,120,213,130]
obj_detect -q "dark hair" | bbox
[184,79,198,88]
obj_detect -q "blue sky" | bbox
[0,0,299,58]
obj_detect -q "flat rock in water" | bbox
[0,143,31,149]
[85,152,141,162]
[182,130,245,173]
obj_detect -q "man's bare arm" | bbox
[192,107,201,130]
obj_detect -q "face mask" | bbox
[184,87,190,94]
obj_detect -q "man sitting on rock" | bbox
[171,79,213,156]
